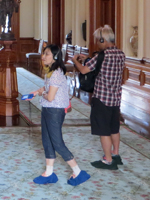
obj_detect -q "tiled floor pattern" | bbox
[0,68,149,200]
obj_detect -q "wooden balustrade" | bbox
[121,57,150,138]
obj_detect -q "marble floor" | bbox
[0,68,150,200]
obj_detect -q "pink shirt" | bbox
[40,68,69,108]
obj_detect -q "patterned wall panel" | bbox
[19,38,39,63]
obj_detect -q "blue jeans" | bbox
[41,107,74,161]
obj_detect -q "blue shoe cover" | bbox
[67,170,90,186]
[33,172,58,184]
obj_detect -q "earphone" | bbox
[99,30,104,43]
[54,51,59,60]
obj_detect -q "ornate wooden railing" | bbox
[121,57,150,138]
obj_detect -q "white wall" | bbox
[137,0,144,58]
[122,0,150,59]
[19,0,150,58]
[20,0,48,41]
[144,0,150,58]
[72,0,86,46]
[122,0,138,57]
[41,0,48,41]
[65,0,89,47]
[33,0,41,40]
[85,0,89,48]
[65,0,72,42]
[20,0,34,37]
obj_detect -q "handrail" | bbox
[0,45,4,51]
[126,56,150,65]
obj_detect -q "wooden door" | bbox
[48,0,65,46]
[89,0,121,56]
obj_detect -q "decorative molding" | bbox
[126,56,142,63]
[18,38,38,62]
[121,58,150,137]
[89,0,121,56]
[142,57,150,64]
[60,0,65,45]
[0,41,19,116]
[48,0,64,46]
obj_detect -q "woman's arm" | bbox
[29,87,45,97]
[42,86,58,102]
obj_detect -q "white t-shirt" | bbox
[40,68,69,108]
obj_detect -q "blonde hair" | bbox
[93,25,115,43]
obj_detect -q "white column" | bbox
[122,0,138,57]
[137,0,144,59]
[65,0,88,47]
[41,0,48,41]
[65,0,73,43]
[34,0,41,40]
[71,0,76,45]
[72,0,86,46]
[143,0,150,58]
[85,0,89,47]
[20,0,34,37]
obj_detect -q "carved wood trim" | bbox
[142,57,150,64]
[122,59,150,136]
[126,56,142,63]
[125,56,150,66]
[121,59,150,137]
[48,0,64,46]
[115,0,121,48]
[18,38,37,63]
[89,0,101,56]
[89,0,121,56]
[48,0,52,44]
[124,59,150,87]
[0,64,19,116]
[60,0,65,46]
[121,90,150,138]
[11,4,20,62]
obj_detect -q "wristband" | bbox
[36,91,39,96]
[42,91,46,97]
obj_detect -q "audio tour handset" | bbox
[21,94,34,100]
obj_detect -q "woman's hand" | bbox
[37,88,44,96]
[24,92,35,101]
[31,87,45,97]
[25,87,45,101]
[31,91,39,96]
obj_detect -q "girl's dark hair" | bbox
[43,44,66,74]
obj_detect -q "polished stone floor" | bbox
[0,68,150,200]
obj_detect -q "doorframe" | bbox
[89,0,122,56]
[48,0,65,46]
